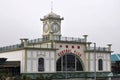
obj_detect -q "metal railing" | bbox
[57,37,85,43]
[87,47,109,52]
[28,38,43,44]
[0,36,85,52]
[28,37,85,44]
[0,44,21,52]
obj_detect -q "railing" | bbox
[56,37,85,43]
[0,44,21,52]
[0,36,85,52]
[86,47,109,52]
[28,37,86,44]
[0,43,52,52]
[28,38,43,44]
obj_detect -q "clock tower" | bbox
[40,12,63,40]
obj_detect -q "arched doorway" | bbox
[56,53,83,71]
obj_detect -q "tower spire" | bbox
[51,0,53,12]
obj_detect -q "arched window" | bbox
[98,59,103,70]
[56,54,83,71]
[38,58,44,71]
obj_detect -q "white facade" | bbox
[86,52,111,72]
[26,49,56,73]
[0,42,112,73]
[0,12,112,80]
[0,50,24,61]
[0,50,25,73]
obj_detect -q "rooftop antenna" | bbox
[51,0,53,12]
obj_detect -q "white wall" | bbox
[0,50,24,61]
[88,52,111,72]
[26,49,55,73]
[0,50,25,73]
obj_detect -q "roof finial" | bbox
[51,0,53,13]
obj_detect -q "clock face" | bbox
[43,24,49,33]
[51,23,60,33]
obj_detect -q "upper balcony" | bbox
[85,43,112,53]
[86,47,109,52]
[0,44,21,52]
[53,36,86,43]
[0,36,87,52]
[0,35,112,53]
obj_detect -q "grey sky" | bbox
[0,0,120,53]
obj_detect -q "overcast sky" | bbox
[0,0,120,53]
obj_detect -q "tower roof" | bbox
[44,12,60,18]
[40,12,63,21]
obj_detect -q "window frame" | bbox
[98,59,103,71]
[38,58,44,71]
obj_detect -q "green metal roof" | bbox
[111,54,120,62]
